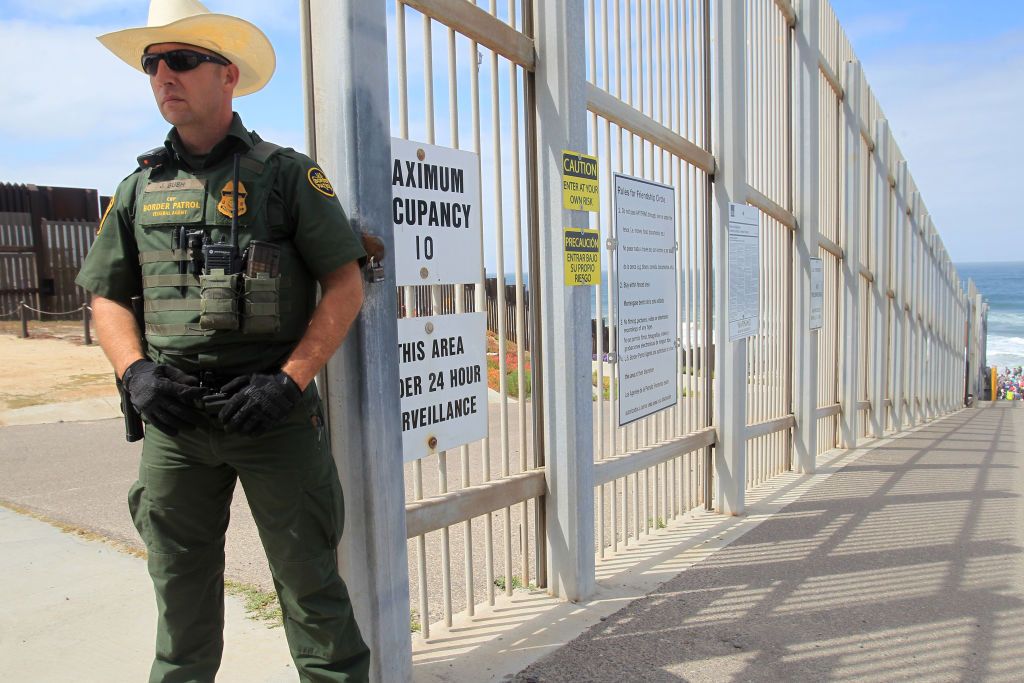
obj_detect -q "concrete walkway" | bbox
[0,507,295,682]
[3,400,1022,681]
[513,404,1024,682]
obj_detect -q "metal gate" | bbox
[302,2,977,681]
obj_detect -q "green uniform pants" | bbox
[129,385,370,682]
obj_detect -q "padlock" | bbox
[365,256,385,283]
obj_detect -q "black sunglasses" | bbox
[141,49,230,76]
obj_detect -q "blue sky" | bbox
[0,1,1020,263]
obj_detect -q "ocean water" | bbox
[957,261,1024,370]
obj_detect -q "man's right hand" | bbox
[122,359,207,436]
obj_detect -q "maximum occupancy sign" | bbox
[391,138,483,286]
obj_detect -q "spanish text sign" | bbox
[727,203,760,341]
[614,173,678,426]
[562,150,599,212]
[564,228,601,286]
[392,138,482,286]
[398,312,489,462]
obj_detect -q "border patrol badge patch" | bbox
[217,180,248,217]
[308,167,336,197]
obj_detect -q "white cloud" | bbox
[858,30,1024,262]
[0,18,165,194]
[5,0,295,27]
[209,0,298,34]
[0,3,301,196]
[5,0,138,22]
[0,20,154,140]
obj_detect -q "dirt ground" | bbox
[0,320,117,411]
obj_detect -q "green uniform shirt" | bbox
[76,113,365,372]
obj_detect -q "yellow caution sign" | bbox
[562,150,599,212]
[564,228,601,286]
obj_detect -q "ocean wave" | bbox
[986,310,1024,333]
[987,335,1024,368]
[987,336,1024,355]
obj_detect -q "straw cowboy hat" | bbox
[97,0,275,97]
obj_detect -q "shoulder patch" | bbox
[96,197,116,236]
[307,167,336,197]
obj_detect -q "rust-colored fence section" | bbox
[40,219,97,314]
[0,211,40,316]
[0,212,96,319]
[399,279,533,352]
[0,183,100,319]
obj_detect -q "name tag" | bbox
[145,178,205,193]
[139,181,206,225]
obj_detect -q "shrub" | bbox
[506,369,531,399]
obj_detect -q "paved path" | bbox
[515,403,1024,682]
[0,507,294,682]
[5,399,1022,681]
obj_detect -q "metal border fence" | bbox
[301,1,985,680]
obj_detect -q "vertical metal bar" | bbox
[701,0,714,510]
[444,22,477,619]
[507,0,530,590]
[521,0,548,591]
[602,0,610,92]
[305,1,411,678]
[626,0,633,106]
[421,13,456,628]
[869,119,891,438]
[485,0,514,599]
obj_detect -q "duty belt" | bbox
[197,370,243,392]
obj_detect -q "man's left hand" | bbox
[218,372,302,437]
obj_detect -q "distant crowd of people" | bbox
[997,366,1024,400]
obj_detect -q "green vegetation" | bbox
[487,331,532,398]
[592,370,615,400]
[225,581,283,627]
[493,575,537,591]
[506,368,532,399]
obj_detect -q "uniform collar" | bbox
[165,113,255,171]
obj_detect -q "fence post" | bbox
[792,0,820,474]
[975,289,987,401]
[19,301,28,338]
[838,61,863,449]
[906,191,920,427]
[83,305,92,345]
[868,120,890,438]
[303,1,412,681]
[534,0,595,601]
[890,161,908,429]
[712,0,748,514]
[924,219,935,421]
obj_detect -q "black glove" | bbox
[122,359,206,436]
[217,372,302,437]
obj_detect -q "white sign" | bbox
[727,203,760,341]
[614,173,678,426]
[397,312,488,461]
[391,138,482,286]
[809,257,824,330]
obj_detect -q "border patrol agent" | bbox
[75,1,370,680]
